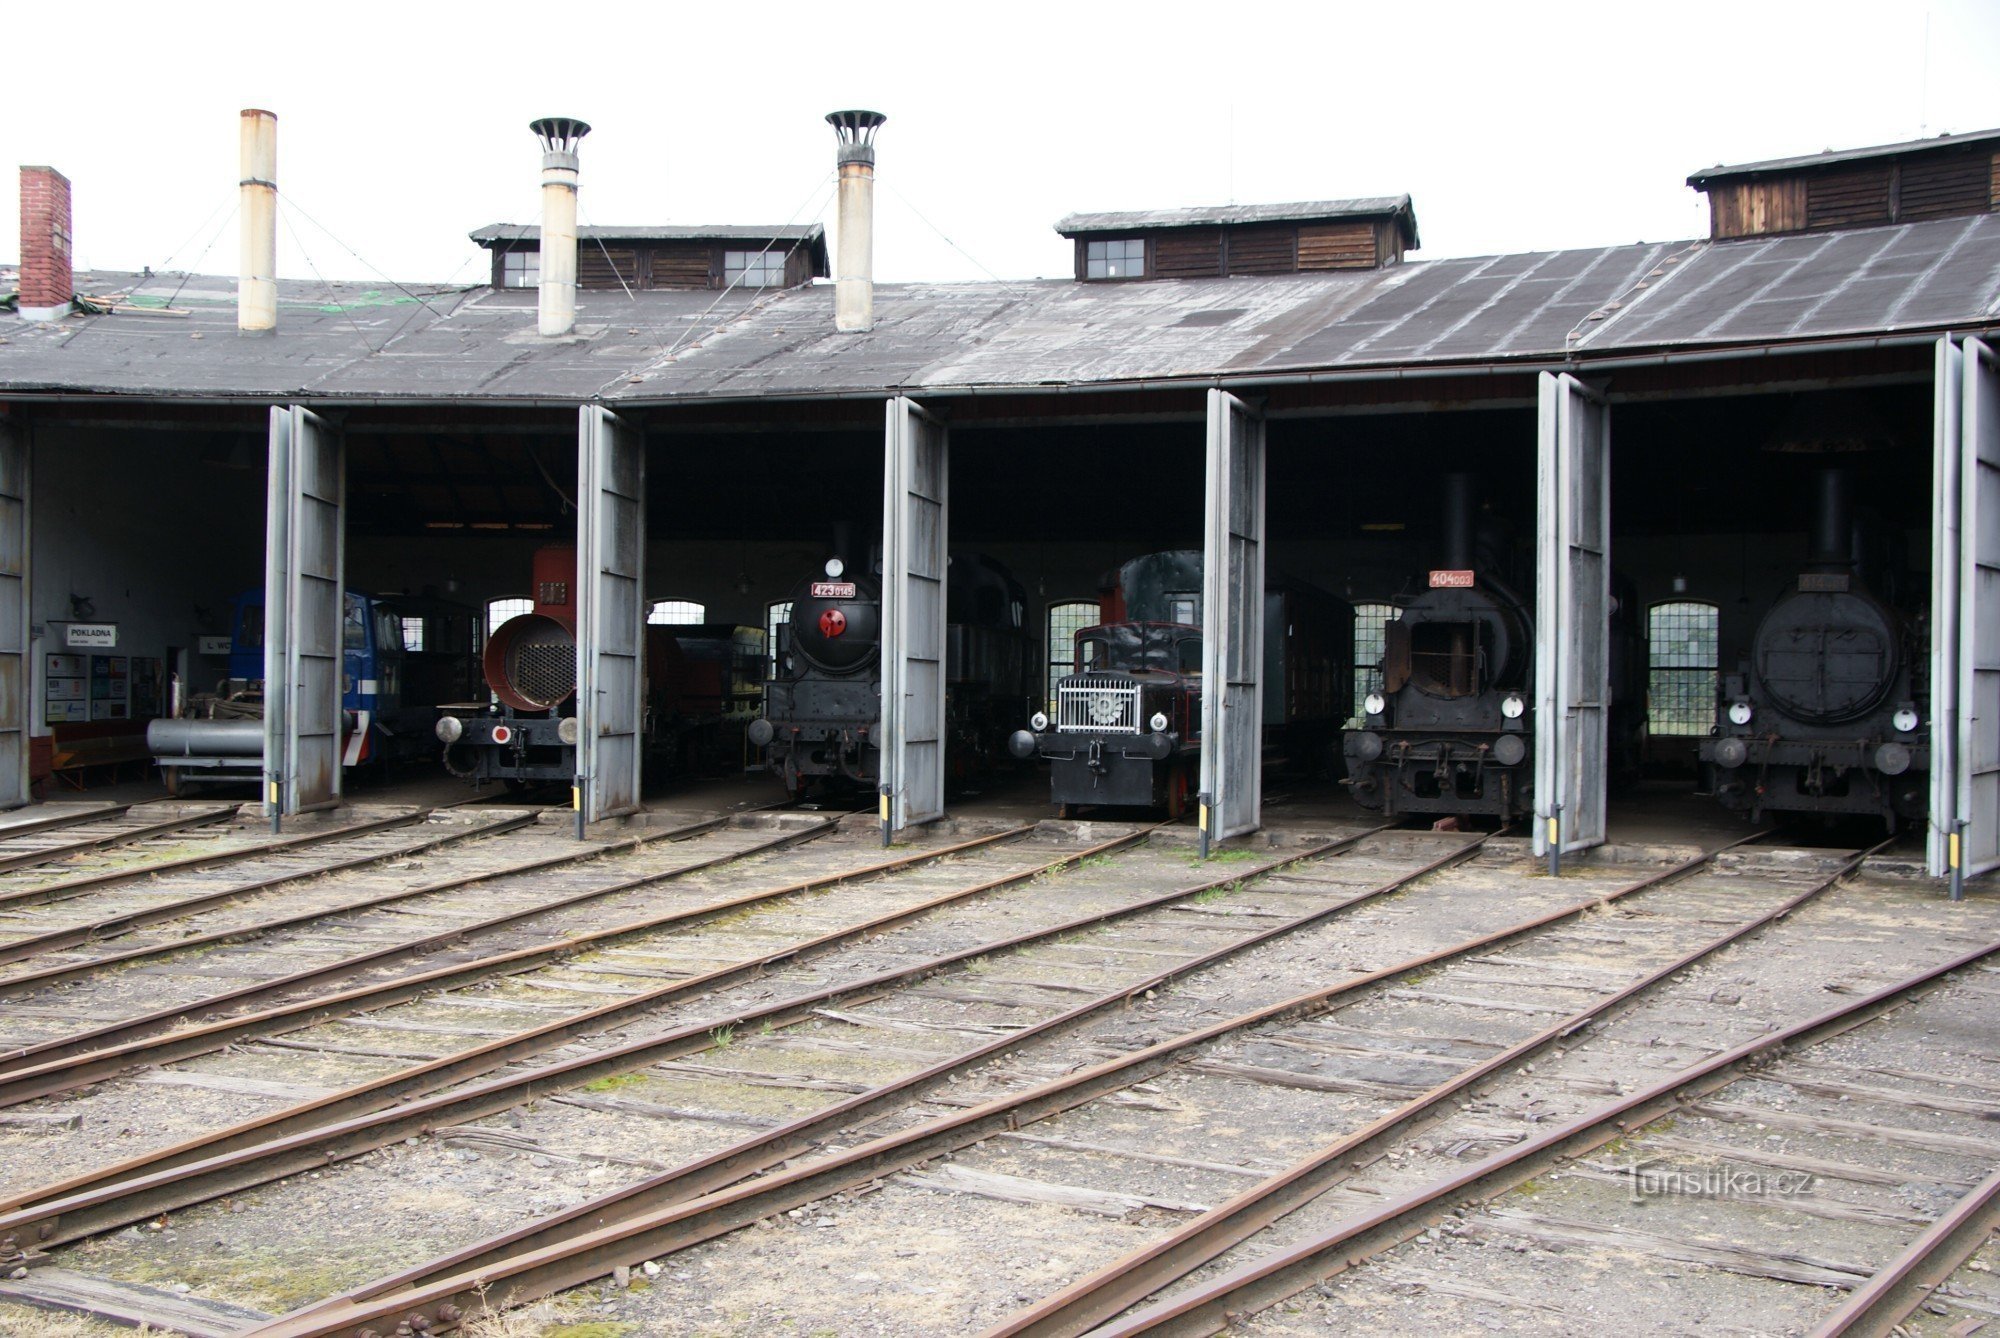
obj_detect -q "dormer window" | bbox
[1085,238,1146,280]
[500,250,540,289]
[725,250,788,288]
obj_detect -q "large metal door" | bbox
[1534,372,1611,857]
[1954,338,2000,880]
[264,406,344,816]
[577,405,646,824]
[1930,337,1964,877]
[1200,388,1267,847]
[0,418,28,809]
[881,396,949,834]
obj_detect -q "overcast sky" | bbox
[8,0,1998,290]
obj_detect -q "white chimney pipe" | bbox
[237,109,278,333]
[530,117,591,338]
[827,111,886,334]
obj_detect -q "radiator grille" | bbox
[1058,675,1140,734]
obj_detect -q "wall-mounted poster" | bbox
[131,658,162,719]
[45,654,84,678]
[45,678,83,701]
[45,654,88,725]
[46,701,87,724]
[91,700,129,721]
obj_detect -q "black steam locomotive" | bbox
[1343,475,1644,823]
[1700,469,1928,830]
[1009,551,1353,818]
[749,552,1035,799]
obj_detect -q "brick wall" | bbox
[19,166,73,310]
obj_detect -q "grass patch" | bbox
[709,1024,735,1049]
[1077,854,1117,869]
[1191,884,1234,905]
[581,1072,650,1094]
[546,1326,638,1338]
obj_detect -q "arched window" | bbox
[485,597,531,637]
[1648,600,1720,736]
[766,601,793,675]
[1046,600,1100,709]
[648,599,706,626]
[1352,603,1399,719]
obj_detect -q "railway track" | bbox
[0,802,236,876]
[0,824,1568,1329]
[0,821,1448,1319]
[203,836,1998,1338]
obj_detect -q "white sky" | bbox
[8,0,1999,289]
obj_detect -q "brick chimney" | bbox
[18,166,73,321]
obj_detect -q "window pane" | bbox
[766,601,793,677]
[1045,600,1100,711]
[649,599,706,626]
[1646,601,1720,735]
[401,616,425,653]
[1086,241,1108,261]
[486,598,532,637]
[1352,603,1399,719]
[1086,258,1108,279]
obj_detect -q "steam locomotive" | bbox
[748,551,1035,799]
[436,545,763,788]
[1343,474,1644,823]
[1009,551,1353,817]
[1700,469,1928,830]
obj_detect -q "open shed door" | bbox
[1200,388,1266,848]
[881,397,949,835]
[1931,337,1964,878]
[1938,337,2000,882]
[264,405,344,817]
[0,418,28,809]
[577,405,646,825]
[1535,372,1610,857]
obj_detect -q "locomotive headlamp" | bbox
[747,718,775,747]
[1875,741,1913,776]
[434,716,463,744]
[1030,711,1050,733]
[1364,692,1386,717]
[1501,694,1526,720]
[1713,737,1748,768]
[825,557,845,579]
[1893,707,1919,734]
[1728,701,1754,727]
[557,716,580,746]
[1150,712,1169,733]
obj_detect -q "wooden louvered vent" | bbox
[1899,154,1991,220]
[1805,168,1894,231]
[1224,224,1298,275]
[1298,222,1379,270]
[650,246,717,289]
[1152,229,1224,278]
[578,246,638,290]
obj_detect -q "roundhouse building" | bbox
[3,117,1998,880]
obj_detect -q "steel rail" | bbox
[272,834,1899,1337]
[1093,880,1993,1336]
[990,830,1858,1337]
[0,821,1157,1249]
[1807,1164,2000,1338]
[0,805,776,994]
[0,815,858,1086]
[0,810,437,915]
[0,803,130,841]
[0,806,235,876]
[0,810,544,975]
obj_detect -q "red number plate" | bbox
[811,582,856,599]
[1428,569,1475,588]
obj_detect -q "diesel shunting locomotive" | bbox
[436,545,763,789]
[1010,550,1353,817]
[1700,469,1928,830]
[1343,474,1644,823]
[748,551,1035,800]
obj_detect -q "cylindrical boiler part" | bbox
[1808,468,1855,567]
[148,718,265,758]
[1440,473,1476,572]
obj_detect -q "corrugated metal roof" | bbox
[1687,128,2000,186]
[468,223,826,245]
[4,213,1998,404]
[1055,197,1416,243]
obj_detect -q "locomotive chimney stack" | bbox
[238,110,278,333]
[530,117,591,338]
[1808,468,1855,568]
[827,110,886,333]
[1440,473,1477,572]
